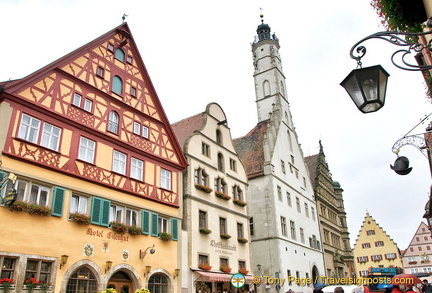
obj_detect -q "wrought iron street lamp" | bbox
[341,29,432,113]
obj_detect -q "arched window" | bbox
[214,177,227,194]
[194,167,208,186]
[108,111,119,134]
[263,80,270,97]
[217,153,224,172]
[115,48,125,62]
[232,185,243,201]
[112,75,123,95]
[148,274,168,293]
[216,129,222,145]
[66,267,97,293]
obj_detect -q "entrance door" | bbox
[107,281,132,293]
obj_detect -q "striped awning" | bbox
[195,271,254,284]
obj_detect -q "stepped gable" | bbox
[233,121,267,179]
[353,212,400,248]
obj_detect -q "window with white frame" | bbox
[160,169,171,190]
[18,114,40,143]
[371,254,382,261]
[130,157,143,181]
[133,122,140,135]
[311,207,316,221]
[78,137,96,164]
[108,111,119,134]
[70,194,88,214]
[304,203,309,217]
[142,125,149,139]
[300,227,305,243]
[219,217,227,235]
[158,216,168,233]
[385,253,396,260]
[109,204,124,223]
[357,256,368,262]
[83,98,93,112]
[230,158,237,172]
[277,186,282,201]
[41,122,61,151]
[112,150,127,175]
[360,270,368,277]
[29,184,50,206]
[126,209,138,226]
[73,93,82,107]
[375,241,384,247]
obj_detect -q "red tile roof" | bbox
[233,121,268,178]
[171,113,205,149]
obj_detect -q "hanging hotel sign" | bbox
[0,171,17,208]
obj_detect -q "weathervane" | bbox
[122,13,128,24]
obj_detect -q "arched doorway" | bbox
[312,265,319,283]
[66,267,98,293]
[148,273,169,293]
[107,271,133,293]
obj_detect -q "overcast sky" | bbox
[1,0,431,251]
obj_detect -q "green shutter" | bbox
[142,210,150,235]
[101,199,110,227]
[51,187,65,217]
[91,197,111,226]
[151,212,158,237]
[91,197,102,225]
[171,218,178,241]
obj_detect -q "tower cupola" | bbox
[253,12,279,46]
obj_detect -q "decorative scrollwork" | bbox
[349,30,432,71]
[392,135,428,158]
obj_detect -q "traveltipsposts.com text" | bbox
[251,276,397,286]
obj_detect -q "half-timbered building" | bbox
[0,22,187,293]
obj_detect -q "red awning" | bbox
[195,271,254,284]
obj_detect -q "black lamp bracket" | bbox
[350,30,432,71]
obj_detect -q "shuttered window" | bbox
[91,197,110,227]
[51,186,65,217]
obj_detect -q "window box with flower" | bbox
[9,201,28,212]
[220,233,231,239]
[69,212,91,225]
[0,278,15,293]
[102,289,117,293]
[109,222,128,234]
[159,232,172,241]
[198,263,212,271]
[220,264,232,273]
[237,238,248,244]
[135,289,151,293]
[199,228,212,234]
[233,199,247,207]
[24,278,41,293]
[27,204,52,216]
[128,225,143,236]
[215,191,231,201]
[238,267,249,275]
[195,184,213,193]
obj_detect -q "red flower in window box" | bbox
[220,264,232,273]
[215,191,231,200]
[238,267,249,275]
[199,263,212,271]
